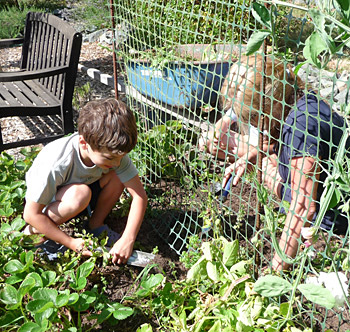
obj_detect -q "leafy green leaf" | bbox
[201,241,212,261]
[279,302,289,317]
[68,293,79,305]
[112,303,134,320]
[254,275,292,297]
[18,277,36,299]
[24,251,34,268]
[309,9,326,31]
[26,299,54,313]
[223,240,238,268]
[70,277,87,291]
[246,31,270,56]
[71,297,90,312]
[97,307,114,324]
[6,275,24,285]
[303,32,327,68]
[206,261,220,282]
[252,2,271,29]
[336,0,350,21]
[18,322,41,332]
[14,161,26,171]
[187,256,206,281]
[251,296,263,320]
[71,291,97,312]
[141,274,164,290]
[0,205,14,218]
[0,284,18,305]
[328,187,341,209]
[10,216,26,231]
[33,310,51,329]
[309,9,336,54]
[0,312,21,328]
[0,172,7,182]
[208,320,221,332]
[137,323,153,332]
[76,260,95,279]
[55,294,69,307]
[41,271,56,287]
[297,284,336,309]
[230,261,248,275]
[32,288,57,307]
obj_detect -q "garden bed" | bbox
[1,34,350,332]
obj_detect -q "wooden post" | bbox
[110,0,118,100]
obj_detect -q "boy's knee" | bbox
[64,184,92,210]
[100,170,123,188]
[76,184,92,205]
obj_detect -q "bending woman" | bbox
[220,55,349,271]
[199,56,266,161]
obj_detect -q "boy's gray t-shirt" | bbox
[26,133,138,206]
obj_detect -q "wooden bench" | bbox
[0,12,82,151]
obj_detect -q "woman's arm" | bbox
[272,156,320,271]
[223,140,274,187]
[199,115,233,157]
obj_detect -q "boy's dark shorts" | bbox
[76,180,102,218]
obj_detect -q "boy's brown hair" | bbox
[78,98,137,154]
[220,54,304,139]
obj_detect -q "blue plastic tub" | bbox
[126,45,234,109]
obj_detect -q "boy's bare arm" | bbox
[23,199,91,254]
[109,175,148,264]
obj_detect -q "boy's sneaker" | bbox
[86,224,121,247]
[36,240,68,261]
[22,224,47,246]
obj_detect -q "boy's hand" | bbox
[70,238,93,257]
[109,236,134,264]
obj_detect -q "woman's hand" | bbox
[222,156,254,188]
[199,116,232,153]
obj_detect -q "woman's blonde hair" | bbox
[220,54,303,139]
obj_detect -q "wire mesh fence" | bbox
[111,0,350,329]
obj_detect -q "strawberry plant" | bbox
[0,148,40,219]
[0,254,134,331]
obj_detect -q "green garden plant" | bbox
[118,0,255,51]
[130,120,196,183]
[246,0,350,69]
[73,82,92,111]
[127,237,309,331]
[0,1,65,39]
[0,252,134,331]
[0,148,40,219]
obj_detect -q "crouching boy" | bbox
[23,98,148,264]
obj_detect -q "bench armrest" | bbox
[0,66,70,82]
[0,38,24,49]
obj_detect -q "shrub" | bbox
[0,1,65,39]
[0,0,66,10]
[0,7,31,39]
